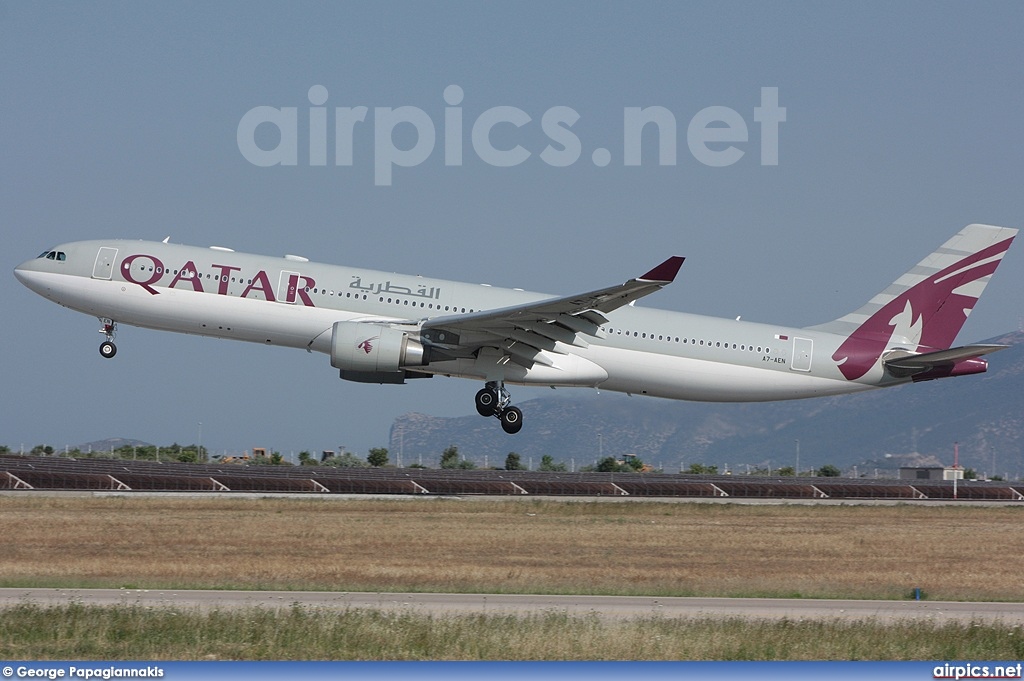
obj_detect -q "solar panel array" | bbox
[2,454,1022,500]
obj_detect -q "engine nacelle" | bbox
[330,322,427,379]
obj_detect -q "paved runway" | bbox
[1,588,1021,624]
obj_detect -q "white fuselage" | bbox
[15,239,905,402]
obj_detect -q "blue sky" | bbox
[3,2,1023,457]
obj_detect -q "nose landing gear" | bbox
[98,319,117,358]
[475,381,523,434]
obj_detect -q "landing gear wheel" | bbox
[500,406,523,434]
[475,388,498,416]
[97,318,118,358]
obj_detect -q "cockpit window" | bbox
[37,250,66,261]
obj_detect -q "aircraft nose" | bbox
[14,259,46,292]
[14,260,31,283]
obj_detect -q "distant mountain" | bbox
[390,332,1024,478]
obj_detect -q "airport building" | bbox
[899,466,964,481]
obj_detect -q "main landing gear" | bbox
[474,381,523,434]
[98,318,117,358]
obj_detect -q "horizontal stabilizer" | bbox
[883,344,1007,377]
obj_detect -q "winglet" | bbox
[639,256,685,283]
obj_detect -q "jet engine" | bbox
[330,321,428,384]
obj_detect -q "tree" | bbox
[177,450,198,464]
[686,463,718,475]
[596,456,621,472]
[776,466,795,477]
[963,468,977,480]
[298,451,315,466]
[367,447,389,467]
[504,452,523,471]
[817,464,842,477]
[440,445,460,469]
[539,455,566,472]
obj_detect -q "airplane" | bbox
[14,223,1018,434]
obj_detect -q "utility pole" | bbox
[953,441,959,500]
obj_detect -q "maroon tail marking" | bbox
[833,238,1013,381]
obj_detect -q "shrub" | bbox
[539,455,566,472]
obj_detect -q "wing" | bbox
[420,256,684,368]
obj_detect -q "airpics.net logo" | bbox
[236,85,785,186]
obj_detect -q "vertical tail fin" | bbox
[808,223,1017,380]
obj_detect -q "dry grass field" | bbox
[4,603,1024,660]
[2,495,1022,601]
